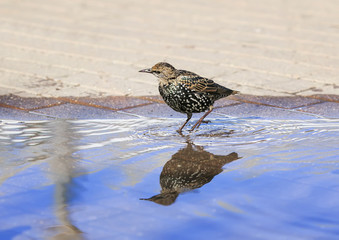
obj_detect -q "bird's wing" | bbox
[177,71,229,94]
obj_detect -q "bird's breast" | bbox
[159,83,213,113]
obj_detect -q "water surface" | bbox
[0,118,339,239]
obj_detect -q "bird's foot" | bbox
[189,120,211,132]
[189,123,200,132]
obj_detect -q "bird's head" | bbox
[139,62,176,79]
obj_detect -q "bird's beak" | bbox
[139,68,152,73]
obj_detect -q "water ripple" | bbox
[1,117,339,239]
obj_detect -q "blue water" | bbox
[0,118,339,239]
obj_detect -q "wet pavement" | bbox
[1,94,338,120]
[1,94,339,239]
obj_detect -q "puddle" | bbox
[0,118,339,239]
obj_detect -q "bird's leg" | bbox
[190,106,213,131]
[177,113,192,133]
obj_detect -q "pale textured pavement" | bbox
[0,0,338,97]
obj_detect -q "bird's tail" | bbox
[231,90,240,95]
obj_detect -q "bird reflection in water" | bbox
[140,141,240,205]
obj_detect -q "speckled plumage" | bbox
[139,62,238,133]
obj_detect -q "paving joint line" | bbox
[0,103,26,111]
[56,97,156,111]
[27,102,67,111]
[229,96,330,118]
[117,102,156,111]
[290,101,325,110]
[56,97,119,111]
[134,96,165,104]
[306,95,339,103]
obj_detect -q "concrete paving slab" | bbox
[0,94,64,110]
[0,107,51,120]
[59,96,155,111]
[232,95,324,109]
[31,103,136,119]
[299,102,339,118]
[121,102,184,118]
[212,98,241,108]
[213,103,319,119]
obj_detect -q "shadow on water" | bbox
[0,120,85,239]
[44,120,84,240]
[140,138,240,206]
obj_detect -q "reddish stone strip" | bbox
[0,102,27,111]
[291,101,329,113]
[57,97,119,111]
[27,101,66,111]
[56,96,155,111]
[1,95,338,120]
[307,95,339,103]
[290,101,326,109]
[135,96,165,104]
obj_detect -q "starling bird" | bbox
[140,141,239,205]
[139,62,239,133]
